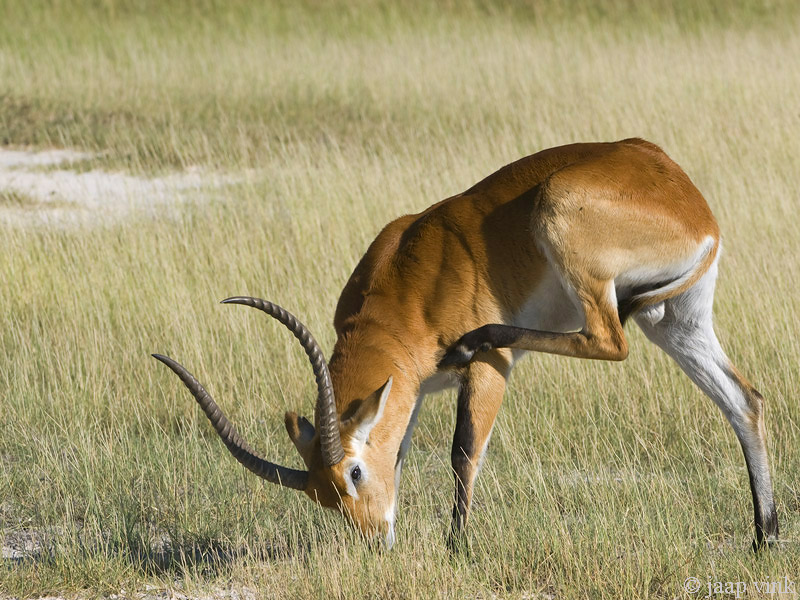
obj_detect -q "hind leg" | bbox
[440,275,630,367]
[634,259,778,549]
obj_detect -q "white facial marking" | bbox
[384,506,396,550]
[342,457,363,500]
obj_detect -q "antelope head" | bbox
[152,296,397,547]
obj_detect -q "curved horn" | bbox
[221,296,345,466]
[152,353,309,490]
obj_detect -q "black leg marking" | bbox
[448,379,476,548]
[746,450,779,553]
[440,324,548,368]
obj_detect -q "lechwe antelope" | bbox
[154,138,778,550]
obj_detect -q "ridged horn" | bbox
[221,296,345,466]
[152,353,309,490]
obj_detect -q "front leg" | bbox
[394,391,425,512]
[448,350,510,549]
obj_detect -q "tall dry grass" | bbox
[1,2,799,598]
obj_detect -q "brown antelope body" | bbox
[154,138,777,550]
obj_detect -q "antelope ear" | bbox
[345,376,393,446]
[285,411,315,467]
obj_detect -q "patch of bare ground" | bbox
[0,148,240,228]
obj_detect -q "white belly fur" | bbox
[513,262,584,333]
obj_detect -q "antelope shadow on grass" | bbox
[2,527,311,576]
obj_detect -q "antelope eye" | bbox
[350,465,361,482]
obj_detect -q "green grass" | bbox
[2,1,800,598]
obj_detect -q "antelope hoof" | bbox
[439,344,476,367]
[439,330,493,368]
[446,529,469,554]
[752,534,780,554]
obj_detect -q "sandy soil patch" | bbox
[0,148,238,228]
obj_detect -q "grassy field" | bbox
[2,1,800,598]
